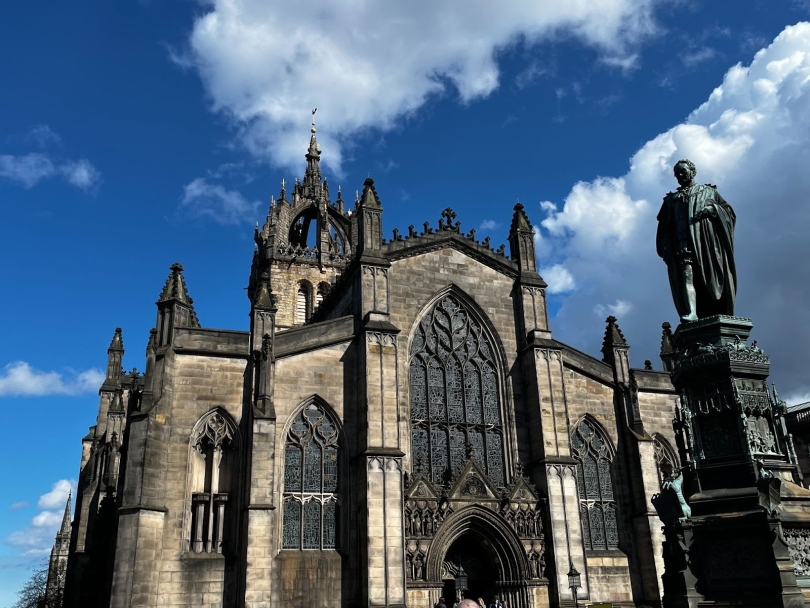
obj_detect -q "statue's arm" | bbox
[656,198,671,258]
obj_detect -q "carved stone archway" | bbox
[423,505,546,608]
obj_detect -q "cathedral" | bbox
[52,123,718,608]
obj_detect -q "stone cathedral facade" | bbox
[57,128,693,608]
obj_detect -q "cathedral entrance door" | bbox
[443,534,499,605]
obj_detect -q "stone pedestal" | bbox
[655,315,808,608]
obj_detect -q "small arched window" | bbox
[653,434,679,489]
[187,410,238,554]
[282,402,340,550]
[571,418,618,551]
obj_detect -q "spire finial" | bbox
[311,107,317,133]
[601,315,628,363]
[58,492,72,537]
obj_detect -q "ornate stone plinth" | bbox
[655,315,810,608]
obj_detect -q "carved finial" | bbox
[601,315,628,363]
[644,360,653,370]
[660,321,674,355]
[439,207,458,231]
[510,202,533,233]
[311,107,317,133]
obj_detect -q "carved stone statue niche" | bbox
[656,159,737,322]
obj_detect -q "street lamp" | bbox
[567,562,581,608]
[456,565,468,600]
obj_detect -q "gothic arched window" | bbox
[282,402,340,550]
[653,434,679,489]
[409,294,505,487]
[571,418,618,551]
[187,410,238,554]
[296,281,312,324]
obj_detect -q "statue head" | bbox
[673,159,696,187]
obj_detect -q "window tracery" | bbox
[409,294,505,487]
[282,402,339,550]
[653,434,679,489]
[571,418,618,551]
[187,411,237,554]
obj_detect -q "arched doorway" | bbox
[442,534,499,605]
[426,505,536,608]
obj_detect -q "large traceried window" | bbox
[409,294,505,487]
[282,402,339,550]
[571,418,619,551]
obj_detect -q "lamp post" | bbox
[567,562,581,608]
[456,565,468,601]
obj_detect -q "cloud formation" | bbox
[180,178,260,225]
[0,362,105,397]
[0,154,101,191]
[0,125,102,191]
[37,480,72,510]
[7,479,75,557]
[536,23,810,399]
[179,0,661,171]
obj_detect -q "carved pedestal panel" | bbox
[656,315,808,608]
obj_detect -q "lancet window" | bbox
[296,281,312,324]
[409,294,505,487]
[282,402,340,550]
[653,434,679,489]
[187,410,237,554]
[571,418,618,551]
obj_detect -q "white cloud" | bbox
[180,178,260,225]
[594,299,634,319]
[540,264,576,294]
[37,480,73,510]
[26,124,62,148]
[61,159,102,191]
[0,152,101,191]
[7,480,75,556]
[0,153,56,188]
[9,502,29,510]
[537,22,810,396]
[0,361,105,397]
[480,219,500,230]
[681,46,717,67]
[178,0,660,171]
[31,511,62,528]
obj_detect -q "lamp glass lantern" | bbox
[456,565,468,594]
[567,563,581,606]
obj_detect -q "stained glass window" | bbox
[571,419,618,551]
[409,294,506,487]
[282,403,340,550]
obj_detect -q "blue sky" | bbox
[3,0,810,602]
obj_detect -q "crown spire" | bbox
[303,108,322,191]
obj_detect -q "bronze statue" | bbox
[656,159,737,322]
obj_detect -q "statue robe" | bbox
[656,183,737,318]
